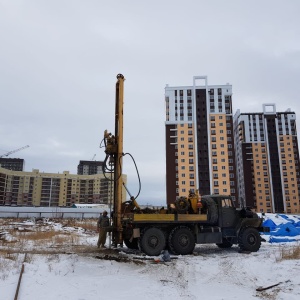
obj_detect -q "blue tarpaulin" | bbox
[269,236,297,243]
[270,223,300,237]
[278,214,295,223]
[262,215,300,243]
[262,219,277,231]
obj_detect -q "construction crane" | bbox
[0,145,30,158]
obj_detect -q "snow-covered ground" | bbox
[1,215,300,300]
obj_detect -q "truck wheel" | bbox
[168,226,195,255]
[140,227,166,256]
[238,227,261,252]
[124,238,139,250]
[216,238,233,248]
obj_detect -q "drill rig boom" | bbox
[103,74,125,246]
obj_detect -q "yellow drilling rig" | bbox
[102,74,269,256]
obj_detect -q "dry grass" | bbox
[17,230,58,240]
[0,218,99,282]
[62,219,98,232]
[0,252,23,280]
[0,218,97,257]
[276,244,300,261]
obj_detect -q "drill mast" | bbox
[103,74,125,246]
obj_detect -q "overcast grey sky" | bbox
[1,1,300,205]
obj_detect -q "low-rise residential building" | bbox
[0,167,127,207]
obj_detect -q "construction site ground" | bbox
[1,218,300,300]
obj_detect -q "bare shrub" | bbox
[24,253,34,263]
[276,244,300,261]
[53,234,70,245]
[77,219,98,232]
[0,258,10,280]
[5,252,18,261]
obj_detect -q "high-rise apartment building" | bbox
[77,160,104,175]
[165,76,237,205]
[234,104,300,213]
[0,158,24,171]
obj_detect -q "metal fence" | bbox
[0,206,109,219]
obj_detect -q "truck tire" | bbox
[139,227,166,256]
[175,197,189,214]
[168,226,195,255]
[124,238,139,250]
[216,238,233,248]
[201,198,218,225]
[238,227,261,252]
